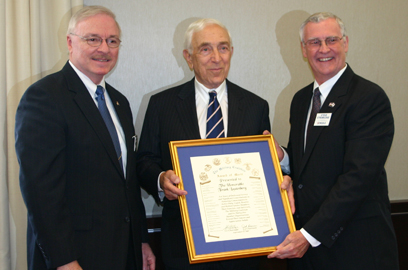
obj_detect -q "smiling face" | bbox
[183,24,233,89]
[301,18,348,85]
[67,14,120,84]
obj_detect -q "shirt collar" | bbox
[195,78,227,103]
[69,60,106,95]
[313,64,347,99]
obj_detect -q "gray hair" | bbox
[184,18,232,54]
[67,5,121,38]
[299,12,346,43]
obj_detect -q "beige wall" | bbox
[84,0,408,216]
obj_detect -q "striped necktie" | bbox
[206,91,225,138]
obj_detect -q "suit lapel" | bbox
[226,80,245,137]
[175,79,201,139]
[299,66,354,175]
[292,87,312,174]
[105,85,129,179]
[62,63,125,179]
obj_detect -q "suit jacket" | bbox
[286,65,398,269]
[15,62,148,270]
[136,78,270,269]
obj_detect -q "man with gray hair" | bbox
[15,5,155,270]
[268,12,399,269]
[136,18,271,269]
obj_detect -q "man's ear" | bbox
[183,49,194,70]
[67,35,73,53]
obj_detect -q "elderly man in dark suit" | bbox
[15,6,155,270]
[268,12,399,270]
[136,18,273,269]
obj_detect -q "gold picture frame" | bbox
[169,134,295,264]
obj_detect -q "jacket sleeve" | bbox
[135,95,163,204]
[304,81,394,247]
[15,83,78,268]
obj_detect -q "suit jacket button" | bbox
[298,184,303,189]
[332,235,336,240]
[125,216,130,223]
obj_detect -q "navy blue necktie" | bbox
[95,85,123,168]
[206,91,225,138]
[306,87,321,142]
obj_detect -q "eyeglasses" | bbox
[304,36,345,48]
[70,33,121,48]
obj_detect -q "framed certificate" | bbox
[169,134,295,264]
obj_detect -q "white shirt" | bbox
[69,61,127,176]
[157,78,229,195]
[195,79,228,138]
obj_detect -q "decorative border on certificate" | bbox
[169,135,295,264]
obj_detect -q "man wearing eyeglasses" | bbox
[268,12,399,269]
[15,5,155,270]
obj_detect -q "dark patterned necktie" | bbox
[206,91,225,138]
[306,87,321,142]
[96,85,123,168]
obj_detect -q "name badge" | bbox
[314,113,332,126]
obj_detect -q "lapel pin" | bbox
[328,102,335,107]
[116,101,120,106]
